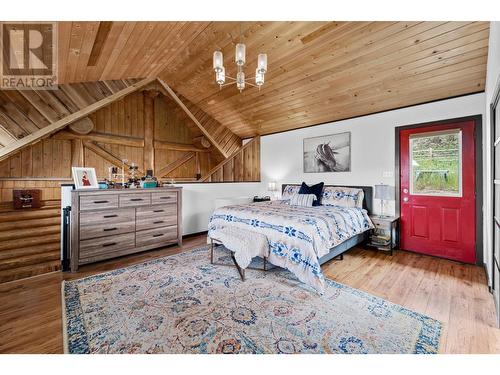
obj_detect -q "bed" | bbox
[208,184,374,293]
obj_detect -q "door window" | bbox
[409,130,462,196]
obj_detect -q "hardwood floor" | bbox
[0,234,498,353]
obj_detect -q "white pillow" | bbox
[321,186,364,208]
[289,193,316,207]
[281,185,300,200]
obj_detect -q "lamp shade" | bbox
[374,184,395,200]
[213,51,223,72]
[257,53,267,73]
[235,43,246,66]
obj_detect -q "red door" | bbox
[400,120,476,263]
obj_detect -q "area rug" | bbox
[62,246,442,354]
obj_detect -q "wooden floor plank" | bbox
[0,235,498,353]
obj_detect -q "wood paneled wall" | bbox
[0,85,256,284]
[0,139,72,179]
[200,136,260,182]
[0,89,232,205]
[0,180,64,206]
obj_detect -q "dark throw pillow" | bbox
[298,182,324,206]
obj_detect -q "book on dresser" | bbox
[70,187,182,271]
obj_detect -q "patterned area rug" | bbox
[62,246,442,354]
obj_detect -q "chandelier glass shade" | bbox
[213,44,267,92]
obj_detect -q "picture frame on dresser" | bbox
[71,167,99,189]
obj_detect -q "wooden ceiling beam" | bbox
[0,127,17,147]
[157,78,230,158]
[154,140,210,153]
[53,130,144,147]
[0,91,51,129]
[87,21,114,67]
[17,90,62,123]
[0,77,155,162]
[83,140,144,175]
[0,111,27,139]
[0,102,40,134]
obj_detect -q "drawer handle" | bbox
[103,227,117,232]
[159,196,171,200]
[153,209,164,213]
[130,198,143,202]
[102,242,116,247]
[103,214,118,218]
[153,221,164,224]
[152,234,164,238]
[94,200,109,204]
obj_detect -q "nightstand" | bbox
[367,215,399,255]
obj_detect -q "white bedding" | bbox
[208,200,373,293]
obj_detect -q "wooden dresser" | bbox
[70,187,182,271]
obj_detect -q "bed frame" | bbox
[281,184,373,265]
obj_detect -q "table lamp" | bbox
[268,181,278,200]
[374,184,395,218]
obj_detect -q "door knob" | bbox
[403,197,409,202]
[403,188,408,194]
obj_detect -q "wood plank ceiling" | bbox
[0,79,140,146]
[29,22,496,137]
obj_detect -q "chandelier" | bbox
[212,43,267,92]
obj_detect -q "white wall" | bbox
[178,182,262,235]
[484,21,500,284]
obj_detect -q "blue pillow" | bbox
[298,182,324,206]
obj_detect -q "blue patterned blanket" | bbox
[208,201,374,293]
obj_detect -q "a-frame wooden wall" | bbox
[0,78,261,283]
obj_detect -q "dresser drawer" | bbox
[80,208,135,226]
[80,194,118,211]
[136,215,177,231]
[80,220,135,239]
[119,193,151,207]
[151,191,177,205]
[136,204,177,230]
[136,225,178,247]
[79,232,135,260]
[371,218,390,229]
